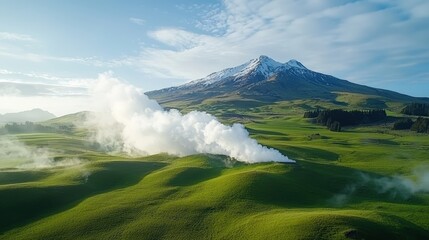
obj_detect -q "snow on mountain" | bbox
[284,59,307,69]
[183,55,307,87]
[147,55,424,104]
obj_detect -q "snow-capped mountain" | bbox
[184,55,306,87]
[146,55,422,104]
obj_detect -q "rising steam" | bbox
[87,72,293,163]
[0,136,82,169]
[330,170,429,206]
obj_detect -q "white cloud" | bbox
[0,50,92,63]
[194,3,228,34]
[0,70,95,116]
[0,32,35,41]
[0,48,135,69]
[148,28,214,49]
[0,68,94,87]
[0,84,21,95]
[0,95,90,116]
[131,0,429,89]
[129,17,145,25]
[0,81,88,97]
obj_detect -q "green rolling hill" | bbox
[1,107,428,239]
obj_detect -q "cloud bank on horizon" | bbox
[87,72,293,164]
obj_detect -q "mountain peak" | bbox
[254,55,306,70]
[185,55,308,86]
[243,55,283,77]
[257,55,273,61]
[253,55,283,67]
[285,59,307,69]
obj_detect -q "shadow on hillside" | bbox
[0,161,166,234]
[232,161,427,208]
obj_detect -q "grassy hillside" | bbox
[1,154,428,239]
[1,94,428,239]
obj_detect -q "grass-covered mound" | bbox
[1,153,428,239]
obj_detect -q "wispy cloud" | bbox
[0,68,94,87]
[177,3,228,34]
[0,94,90,116]
[0,49,134,70]
[0,50,90,63]
[0,81,88,97]
[129,17,145,25]
[0,69,93,83]
[132,0,429,89]
[0,69,94,115]
[0,32,35,42]
[0,68,96,115]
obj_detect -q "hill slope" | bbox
[1,114,429,239]
[1,154,428,240]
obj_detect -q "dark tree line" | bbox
[392,118,413,130]
[392,117,429,133]
[412,117,429,133]
[401,103,429,116]
[304,109,387,132]
[303,109,321,118]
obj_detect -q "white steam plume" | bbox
[0,136,82,169]
[369,170,429,198]
[330,170,429,206]
[87,72,294,163]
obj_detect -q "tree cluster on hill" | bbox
[392,117,429,133]
[0,122,73,134]
[411,118,429,133]
[304,109,387,132]
[392,118,413,130]
[401,103,429,116]
[303,109,321,118]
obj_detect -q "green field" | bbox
[1,94,428,239]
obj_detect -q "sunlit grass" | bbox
[0,94,428,239]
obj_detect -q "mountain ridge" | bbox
[183,55,307,87]
[147,55,429,105]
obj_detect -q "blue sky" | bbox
[0,0,428,115]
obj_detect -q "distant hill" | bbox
[146,55,429,106]
[0,108,56,124]
[43,111,89,126]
